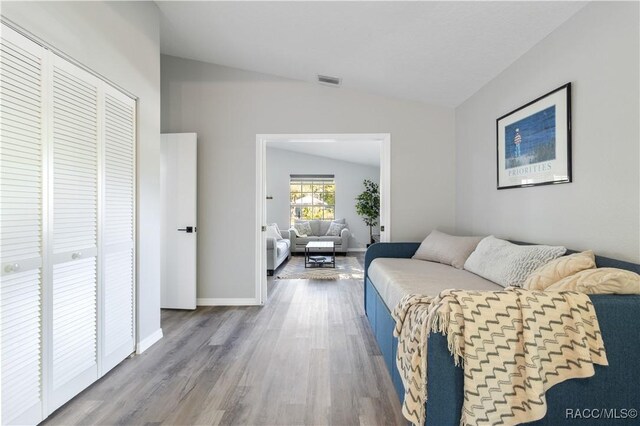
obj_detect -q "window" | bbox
[290,175,335,225]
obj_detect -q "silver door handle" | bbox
[4,263,20,273]
[71,252,82,260]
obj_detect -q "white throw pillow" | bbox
[464,236,566,287]
[266,224,282,240]
[325,221,346,236]
[294,221,312,237]
[270,223,285,239]
[412,230,484,269]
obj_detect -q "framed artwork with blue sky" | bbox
[497,83,571,189]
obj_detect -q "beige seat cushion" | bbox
[368,258,502,310]
[524,251,595,290]
[546,268,640,294]
[296,236,341,245]
[412,230,483,269]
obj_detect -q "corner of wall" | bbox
[136,328,163,354]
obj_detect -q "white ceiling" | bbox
[268,139,381,167]
[157,1,586,107]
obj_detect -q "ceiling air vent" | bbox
[317,74,341,87]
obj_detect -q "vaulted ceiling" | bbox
[268,139,381,167]
[157,1,586,107]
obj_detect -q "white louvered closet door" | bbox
[0,25,46,426]
[1,24,138,423]
[48,54,100,411]
[100,85,135,373]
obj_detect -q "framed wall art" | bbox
[496,83,571,189]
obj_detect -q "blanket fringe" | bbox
[428,309,464,367]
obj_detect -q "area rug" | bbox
[276,256,364,280]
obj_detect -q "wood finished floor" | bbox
[44,255,405,425]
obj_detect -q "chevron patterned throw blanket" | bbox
[392,288,608,426]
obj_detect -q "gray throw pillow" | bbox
[296,219,320,236]
[464,236,566,287]
[412,230,483,269]
[325,221,346,236]
[294,221,312,237]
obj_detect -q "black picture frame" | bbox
[496,83,572,190]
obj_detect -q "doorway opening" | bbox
[255,134,391,304]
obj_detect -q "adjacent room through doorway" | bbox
[256,134,390,303]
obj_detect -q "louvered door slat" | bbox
[0,76,40,100]
[0,85,40,110]
[0,49,39,74]
[0,96,39,121]
[1,320,40,345]
[101,87,135,373]
[0,60,39,85]
[52,83,97,108]
[1,39,39,63]
[0,25,44,425]
[3,126,41,147]
[2,142,41,155]
[3,359,40,385]
[1,286,40,307]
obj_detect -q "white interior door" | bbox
[0,24,46,426]
[100,85,136,374]
[379,136,390,242]
[48,54,100,411]
[160,133,197,310]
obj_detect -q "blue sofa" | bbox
[364,242,640,425]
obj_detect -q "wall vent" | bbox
[317,74,341,87]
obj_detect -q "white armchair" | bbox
[267,228,290,275]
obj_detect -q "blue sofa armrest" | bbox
[364,242,421,317]
[364,242,420,278]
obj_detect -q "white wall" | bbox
[161,55,455,300]
[266,147,380,248]
[2,2,163,343]
[455,2,639,262]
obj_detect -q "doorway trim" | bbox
[255,133,391,305]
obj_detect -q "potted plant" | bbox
[355,179,380,246]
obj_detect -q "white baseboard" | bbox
[347,248,367,252]
[197,297,261,306]
[136,328,163,354]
